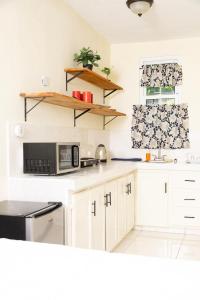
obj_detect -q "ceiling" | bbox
[65,0,200,43]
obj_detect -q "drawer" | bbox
[171,189,200,207]
[171,172,200,189]
[170,207,200,227]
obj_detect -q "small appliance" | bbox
[95,144,107,163]
[81,157,99,168]
[0,201,64,244]
[23,142,80,175]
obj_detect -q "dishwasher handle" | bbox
[27,202,62,218]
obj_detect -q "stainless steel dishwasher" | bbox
[0,201,64,245]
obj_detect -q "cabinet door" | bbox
[105,180,118,251]
[71,190,91,249]
[117,176,128,242]
[89,186,105,251]
[136,171,168,227]
[126,174,135,232]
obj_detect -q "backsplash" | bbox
[109,128,200,163]
[7,122,109,177]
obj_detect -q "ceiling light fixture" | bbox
[126,0,153,17]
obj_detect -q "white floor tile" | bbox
[139,230,184,241]
[114,230,200,261]
[114,230,140,253]
[124,236,181,259]
[177,240,200,261]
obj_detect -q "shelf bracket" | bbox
[104,89,117,99]
[66,71,84,91]
[74,108,91,127]
[24,97,46,122]
[103,116,118,129]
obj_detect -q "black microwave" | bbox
[23,143,80,175]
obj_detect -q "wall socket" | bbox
[41,76,49,87]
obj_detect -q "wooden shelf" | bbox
[20,92,126,117]
[64,68,123,91]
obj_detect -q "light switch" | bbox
[41,76,49,87]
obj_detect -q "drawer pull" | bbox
[184,198,196,201]
[185,179,196,182]
[184,216,195,219]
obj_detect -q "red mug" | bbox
[82,91,93,103]
[72,91,81,100]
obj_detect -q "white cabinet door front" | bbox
[117,176,127,242]
[136,171,168,227]
[89,186,105,251]
[71,190,90,249]
[105,180,118,251]
[126,174,135,232]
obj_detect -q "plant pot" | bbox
[83,64,93,70]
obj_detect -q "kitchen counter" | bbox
[8,161,200,203]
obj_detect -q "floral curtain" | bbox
[140,63,183,87]
[131,104,190,149]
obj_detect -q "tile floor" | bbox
[113,230,200,261]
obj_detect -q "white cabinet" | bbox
[105,180,118,251]
[90,186,106,250]
[71,186,105,250]
[136,170,168,227]
[70,173,135,251]
[71,189,91,249]
[117,174,134,241]
[169,171,200,228]
[126,174,135,232]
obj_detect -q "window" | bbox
[140,58,181,105]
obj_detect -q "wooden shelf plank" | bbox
[20,92,126,117]
[64,68,123,91]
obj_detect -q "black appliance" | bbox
[81,157,99,168]
[23,142,80,175]
[0,201,64,244]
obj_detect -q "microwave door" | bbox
[58,145,72,172]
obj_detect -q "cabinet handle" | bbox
[104,194,108,207]
[126,184,129,195]
[184,216,195,219]
[129,183,132,194]
[184,199,196,201]
[165,183,167,194]
[91,201,96,216]
[108,192,112,206]
[185,179,195,182]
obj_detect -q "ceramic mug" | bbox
[82,91,93,103]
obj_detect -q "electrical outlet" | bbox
[41,76,49,87]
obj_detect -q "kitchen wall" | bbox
[108,37,200,162]
[8,122,109,177]
[0,0,110,199]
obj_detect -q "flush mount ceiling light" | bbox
[126,0,154,17]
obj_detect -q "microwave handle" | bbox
[72,145,79,167]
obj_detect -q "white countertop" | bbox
[1,238,200,300]
[8,161,200,203]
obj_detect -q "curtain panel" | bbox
[140,63,183,87]
[131,104,190,149]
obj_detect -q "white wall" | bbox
[0,0,110,199]
[109,37,200,161]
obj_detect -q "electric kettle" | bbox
[95,144,107,163]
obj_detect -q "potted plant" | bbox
[73,47,101,70]
[101,67,111,79]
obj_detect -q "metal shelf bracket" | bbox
[66,71,83,91]
[104,89,118,99]
[24,97,45,122]
[103,116,118,129]
[74,109,91,127]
